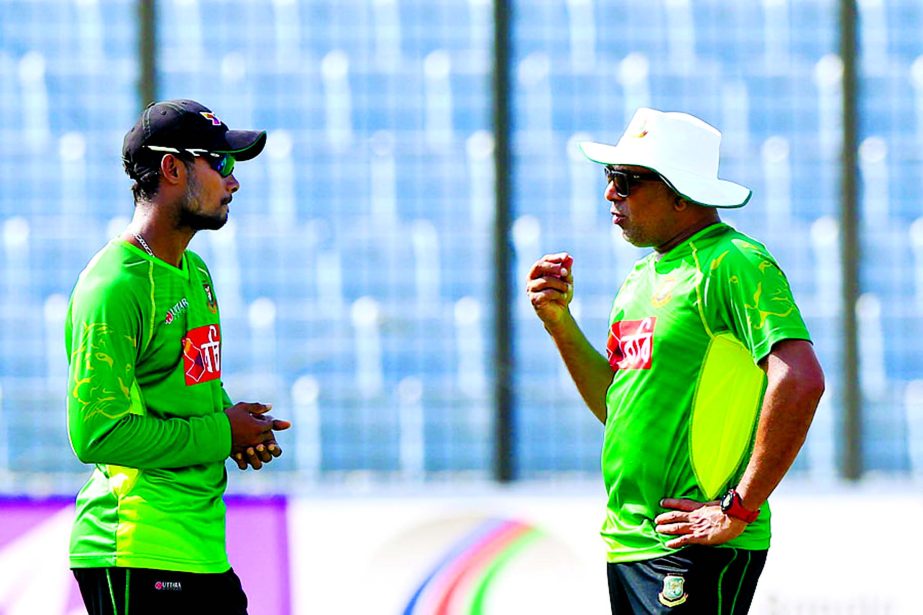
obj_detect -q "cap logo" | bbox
[200,112,222,126]
[631,117,650,139]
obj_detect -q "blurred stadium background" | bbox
[1,0,921,613]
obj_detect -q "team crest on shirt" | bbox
[658,575,688,607]
[606,317,656,370]
[652,274,679,308]
[202,282,218,314]
[182,325,221,385]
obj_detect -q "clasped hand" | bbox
[225,402,292,471]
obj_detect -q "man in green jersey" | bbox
[526,108,825,614]
[66,99,291,615]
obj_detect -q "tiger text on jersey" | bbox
[182,324,221,385]
[606,317,656,370]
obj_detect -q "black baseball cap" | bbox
[122,99,267,173]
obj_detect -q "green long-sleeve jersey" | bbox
[66,239,234,572]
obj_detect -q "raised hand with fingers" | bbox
[526,252,575,329]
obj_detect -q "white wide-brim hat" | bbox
[579,108,752,208]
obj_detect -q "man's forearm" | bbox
[736,341,825,510]
[545,312,615,424]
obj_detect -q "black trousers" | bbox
[73,566,248,615]
[607,546,767,614]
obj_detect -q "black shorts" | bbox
[607,546,767,614]
[73,566,248,615]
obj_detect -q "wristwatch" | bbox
[720,488,760,523]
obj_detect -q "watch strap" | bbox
[721,488,760,523]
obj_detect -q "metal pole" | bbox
[492,0,514,482]
[839,0,861,480]
[139,0,157,105]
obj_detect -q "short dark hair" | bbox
[123,152,193,202]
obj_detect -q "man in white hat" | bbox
[526,108,825,613]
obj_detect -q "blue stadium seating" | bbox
[2,0,920,483]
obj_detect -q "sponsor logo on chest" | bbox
[606,317,656,370]
[182,324,221,385]
[164,297,189,324]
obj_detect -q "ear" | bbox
[159,154,185,184]
[673,196,688,212]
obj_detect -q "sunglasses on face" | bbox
[604,166,662,198]
[144,146,236,178]
[205,152,235,178]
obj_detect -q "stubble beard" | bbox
[176,171,228,232]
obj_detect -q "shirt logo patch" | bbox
[652,275,678,308]
[606,317,655,370]
[182,324,221,385]
[202,282,218,314]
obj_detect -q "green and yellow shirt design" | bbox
[65,240,234,573]
[600,223,811,563]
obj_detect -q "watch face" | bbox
[721,491,733,511]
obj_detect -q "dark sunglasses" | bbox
[145,146,236,178]
[205,152,236,178]
[604,165,662,198]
